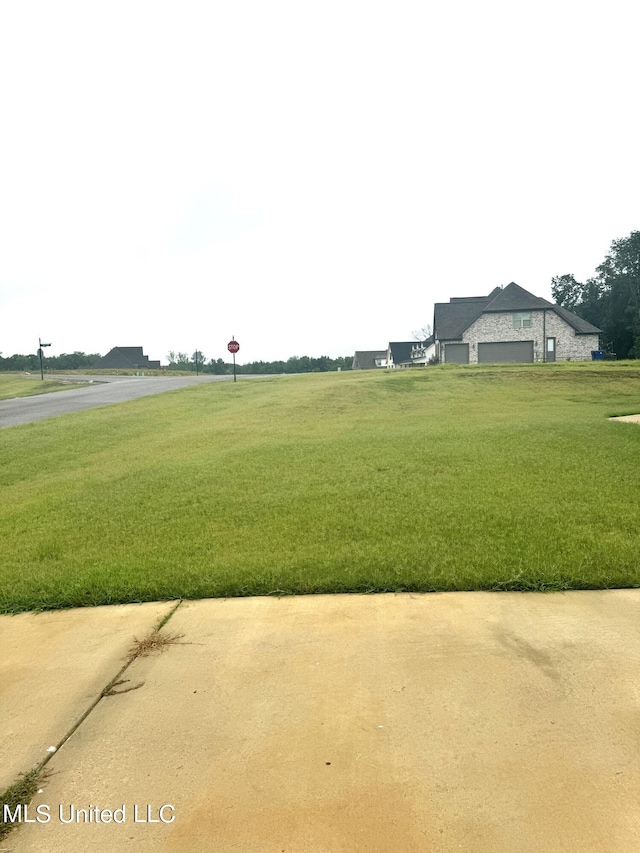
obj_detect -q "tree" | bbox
[192,351,206,373]
[550,274,584,311]
[48,351,101,370]
[208,358,229,375]
[596,231,640,359]
[166,352,191,370]
[551,231,640,358]
[411,323,432,341]
[0,353,39,371]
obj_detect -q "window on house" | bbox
[513,312,532,329]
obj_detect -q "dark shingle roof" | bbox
[434,300,488,341]
[435,282,602,339]
[113,347,146,360]
[486,283,602,332]
[94,347,159,369]
[552,304,601,334]
[388,341,416,365]
[483,282,552,312]
[434,287,503,340]
[450,296,493,303]
[352,350,386,370]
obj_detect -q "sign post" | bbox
[38,338,52,380]
[227,338,240,382]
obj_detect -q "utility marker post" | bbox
[38,338,52,380]
[227,338,240,382]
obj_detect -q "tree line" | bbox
[551,231,640,359]
[166,352,353,373]
[0,351,101,372]
[0,351,352,373]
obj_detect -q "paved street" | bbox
[0,374,267,428]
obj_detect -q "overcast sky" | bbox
[1,0,638,364]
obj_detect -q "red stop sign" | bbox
[227,340,240,354]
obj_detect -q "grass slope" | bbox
[0,374,87,401]
[1,363,639,612]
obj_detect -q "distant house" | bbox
[352,350,388,370]
[434,283,601,364]
[93,347,161,370]
[387,337,435,368]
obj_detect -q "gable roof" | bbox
[434,289,499,341]
[483,282,551,312]
[435,282,601,340]
[352,350,387,370]
[552,304,602,334]
[388,341,415,365]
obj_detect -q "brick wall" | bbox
[460,311,599,363]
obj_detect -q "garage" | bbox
[477,341,534,363]
[444,343,469,364]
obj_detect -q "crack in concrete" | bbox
[0,599,184,840]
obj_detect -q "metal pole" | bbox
[233,336,236,382]
[38,338,52,379]
[195,350,199,375]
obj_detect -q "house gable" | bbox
[388,342,414,366]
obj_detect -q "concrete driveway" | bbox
[2,590,640,852]
[0,374,270,428]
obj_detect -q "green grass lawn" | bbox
[1,363,639,612]
[0,374,89,401]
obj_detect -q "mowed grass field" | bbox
[1,363,639,612]
[0,374,88,401]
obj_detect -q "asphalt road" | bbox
[0,374,267,428]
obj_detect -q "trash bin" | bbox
[591,351,605,361]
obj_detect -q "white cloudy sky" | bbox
[1,0,638,364]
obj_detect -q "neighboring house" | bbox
[387,337,436,368]
[93,347,162,370]
[352,350,388,370]
[434,283,601,364]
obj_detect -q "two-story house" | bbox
[434,283,601,364]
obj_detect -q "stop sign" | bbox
[227,340,240,354]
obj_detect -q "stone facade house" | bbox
[434,283,601,364]
[93,347,161,370]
